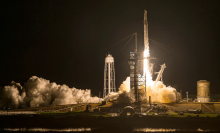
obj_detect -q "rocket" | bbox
[144,10,149,50]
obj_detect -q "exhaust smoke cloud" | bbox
[0,76,101,109]
[114,48,181,104]
[117,77,180,103]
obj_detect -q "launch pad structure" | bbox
[128,34,155,103]
[128,50,144,103]
[128,10,155,103]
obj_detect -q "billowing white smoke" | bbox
[102,76,180,104]
[103,77,134,104]
[0,76,101,108]
[117,77,181,103]
[0,81,26,109]
[118,77,130,92]
[146,81,181,103]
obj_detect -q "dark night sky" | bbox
[1,0,220,96]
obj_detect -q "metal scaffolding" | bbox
[103,54,116,98]
[128,52,145,102]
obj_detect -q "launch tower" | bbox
[128,33,145,102]
[128,51,145,102]
[128,10,155,103]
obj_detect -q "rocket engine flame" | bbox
[142,48,181,103]
[143,48,153,86]
[104,47,181,104]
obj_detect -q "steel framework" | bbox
[128,52,145,102]
[103,54,116,98]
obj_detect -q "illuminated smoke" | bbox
[141,81,181,103]
[104,66,180,104]
[117,91,133,104]
[118,77,130,93]
[103,92,119,101]
[117,77,180,103]
[103,77,134,104]
[0,76,101,108]
[0,81,25,108]
[116,48,181,103]
[142,48,181,103]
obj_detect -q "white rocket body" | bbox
[144,10,149,51]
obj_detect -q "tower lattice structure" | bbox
[103,54,116,98]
